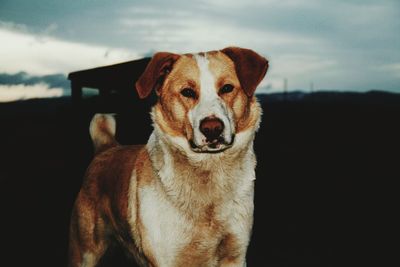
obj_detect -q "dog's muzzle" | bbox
[189,116,234,153]
[200,117,224,143]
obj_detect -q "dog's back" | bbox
[69,115,149,266]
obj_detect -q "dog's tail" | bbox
[89,114,118,154]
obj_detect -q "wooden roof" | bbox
[68,57,150,92]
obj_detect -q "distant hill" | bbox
[257,90,400,104]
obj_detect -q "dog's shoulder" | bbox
[82,145,152,198]
[77,145,156,226]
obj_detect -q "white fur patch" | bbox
[89,113,116,149]
[138,185,192,267]
[190,54,234,148]
[81,252,96,267]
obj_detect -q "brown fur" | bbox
[207,51,261,133]
[221,47,269,97]
[136,52,181,99]
[153,55,200,139]
[69,146,146,266]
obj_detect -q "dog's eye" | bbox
[219,84,234,94]
[181,88,197,99]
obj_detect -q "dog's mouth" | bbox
[189,135,235,153]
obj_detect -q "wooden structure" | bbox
[68,57,151,103]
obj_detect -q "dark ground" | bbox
[0,91,399,266]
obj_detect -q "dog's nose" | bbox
[200,117,224,142]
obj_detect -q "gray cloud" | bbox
[0,72,69,94]
[0,0,399,92]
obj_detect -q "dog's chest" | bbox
[130,138,257,266]
[135,185,233,267]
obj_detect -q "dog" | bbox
[68,47,268,267]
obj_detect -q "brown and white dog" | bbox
[68,47,268,267]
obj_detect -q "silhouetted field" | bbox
[1,91,399,266]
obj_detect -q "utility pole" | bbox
[310,81,315,102]
[284,78,288,101]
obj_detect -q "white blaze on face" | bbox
[189,53,234,148]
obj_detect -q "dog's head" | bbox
[136,47,268,154]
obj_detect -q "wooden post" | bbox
[283,78,288,101]
[71,80,82,104]
[99,88,111,99]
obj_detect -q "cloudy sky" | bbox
[0,0,399,101]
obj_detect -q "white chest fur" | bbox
[138,184,193,266]
[134,179,254,266]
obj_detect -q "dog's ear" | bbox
[221,47,268,97]
[136,52,180,99]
